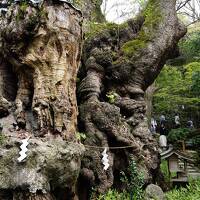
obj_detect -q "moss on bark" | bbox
[122,0,162,57]
[74,0,105,22]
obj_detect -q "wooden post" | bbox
[167,158,171,181]
[182,140,186,152]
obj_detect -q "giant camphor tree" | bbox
[0,0,186,200]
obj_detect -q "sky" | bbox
[101,0,139,23]
[101,0,200,25]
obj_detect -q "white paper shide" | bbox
[101,147,109,170]
[17,137,29,162]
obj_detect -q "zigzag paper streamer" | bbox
[101,148,109,170]
[17,137,29,162]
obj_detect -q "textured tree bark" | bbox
[0,1,83,200]
[13,192,55,200]
[145,83,157,126]
[0,1,82,138]
[78,0,186,197]
[74,0,105,23]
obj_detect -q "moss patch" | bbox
[0,134,6,146]
[16,1,29,21]
[122,0,162,57]
[143,0,162,29]
[74,0,105,22]
[122,39,146,57]
[91,0,105,23]
[86,21,128,39]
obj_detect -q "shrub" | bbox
[167,128,191,144]
[120,159,144,200]
[96,189,130,200]
[160,160,170,182]
[166,179,200,200]
[94,159,144,200]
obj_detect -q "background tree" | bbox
[153,28,200,128]
[0,0,186,200]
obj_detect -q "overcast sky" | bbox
[101,0,200,25]
[101,0,139,23]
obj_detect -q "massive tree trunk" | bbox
[0,0,186,200]
[78,0,186,197]
[0,1,83,200]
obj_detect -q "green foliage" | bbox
[120,159,144,200]
[166,179,200,200]
[160,160,170,182]
[160,160,177,185]
[166,127,200,166]
[180,32,200,62]
[153,64,200,124]
[75,132,87,142]
[191,71,200,96]
[16,1,29,21]
[189,129,200,166]
[96,189,130,200]
[15,0,42,26]
[106,92,118,104]
[167,128,191,144]
[184,62,200,83]
[153,27,200,126]
[94,159,144,200]
[183,62,200,98]
[20,1,28,12]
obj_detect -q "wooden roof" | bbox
[160,146,194,162]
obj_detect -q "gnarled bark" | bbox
[0,1,83,200]
[78,0,186,197]
[0,1,82,138]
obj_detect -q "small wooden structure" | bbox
[161,146,200,184]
